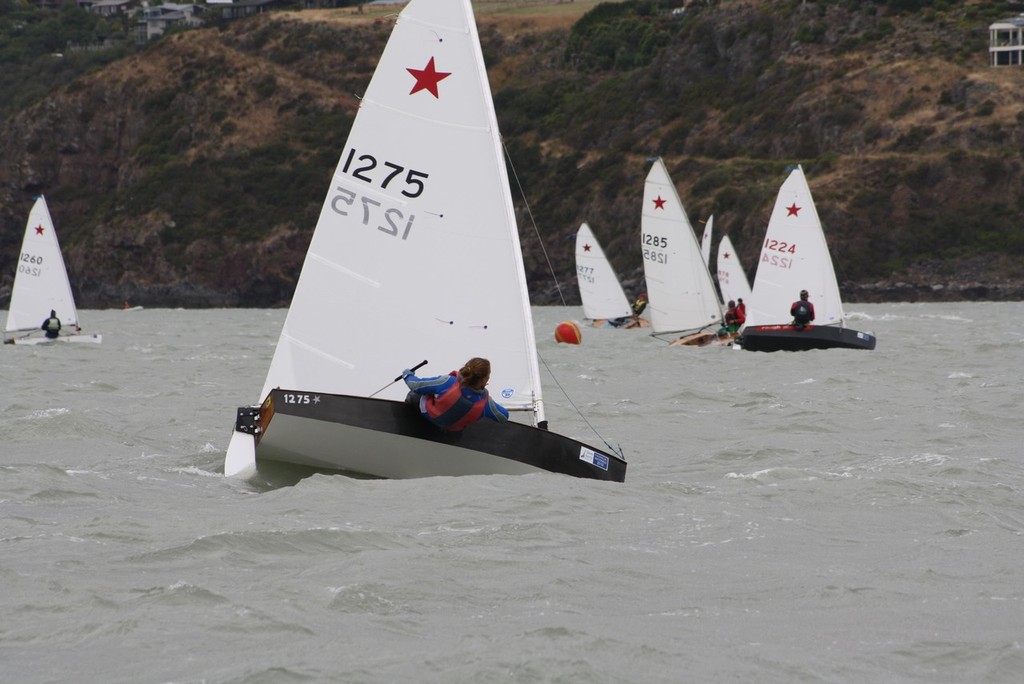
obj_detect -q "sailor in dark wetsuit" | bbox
[790,290,815,328]
[41,310,62,339]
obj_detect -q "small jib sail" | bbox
[737,165,875,352]
[640,158,723,345]
[575,222,643,328]
[3,196,101,346]
[224,0,625,482]
[716,233,752,306]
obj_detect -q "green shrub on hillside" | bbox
[0,4,128,119]
[564,0,672,72]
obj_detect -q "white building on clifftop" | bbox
[990,15,1024,66]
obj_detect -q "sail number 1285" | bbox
[641,233,669,264]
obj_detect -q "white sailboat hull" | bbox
[5,333,102,345]
[239,390,626,482]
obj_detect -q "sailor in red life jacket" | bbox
[722,300,745,334]
[402,357,510,431]
[736,298,746,322]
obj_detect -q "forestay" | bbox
[745,165,844,327]
[640,158,722,335]
[575,222,632,321]
[259,0,542,417]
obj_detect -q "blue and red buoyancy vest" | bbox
[423,372,488,431]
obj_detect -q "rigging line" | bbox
[536,351,625,461]
[501,138,567,307]
[501,142,621,459]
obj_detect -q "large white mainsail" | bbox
[745,165,844,327]
[716,233,752,306]
[5,196,79,336]
[640,158,722,335]
[575,222,632,321]
[259,0,541,414]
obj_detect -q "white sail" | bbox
[5,196,79,334]
[640,158,722,335]
[700,214,713,273]
[575,222,632,321]
[259,0,541,417]
[716,234,752,305]
[745,165,844,327]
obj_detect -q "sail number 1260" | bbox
[18,251,44,277]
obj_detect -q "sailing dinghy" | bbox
[575,222,647,328]
[3,196,101,345]
[640,158,724,346]
[224,0,625,482]
[716,233,752,307]
[737,166,876,352]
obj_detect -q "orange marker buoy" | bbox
[554,321,582,344]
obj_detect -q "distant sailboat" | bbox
[700,215,714,275]
[224,0,626,482]
[3,196,101,345]
[716,233,752,306]
[737,166,876,352]
[575,222,647,328]
[640,158,723,346]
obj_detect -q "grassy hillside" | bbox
[1,0,1022,307]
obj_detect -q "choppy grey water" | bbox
[1,303,1022,683]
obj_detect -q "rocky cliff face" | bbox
[1,1,1022,308]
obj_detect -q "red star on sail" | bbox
[583,244,591,252]
[786,203,801,216]
[653,196,666,210]
[407,57,451,98]
[723,252,731,259]
[34,224,45,235]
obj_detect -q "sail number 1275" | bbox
[341,148,429,198]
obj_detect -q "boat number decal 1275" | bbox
[341,149,429,198]
[641,233,669,264]
[282,393,312,405]
[18,252,44,277]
